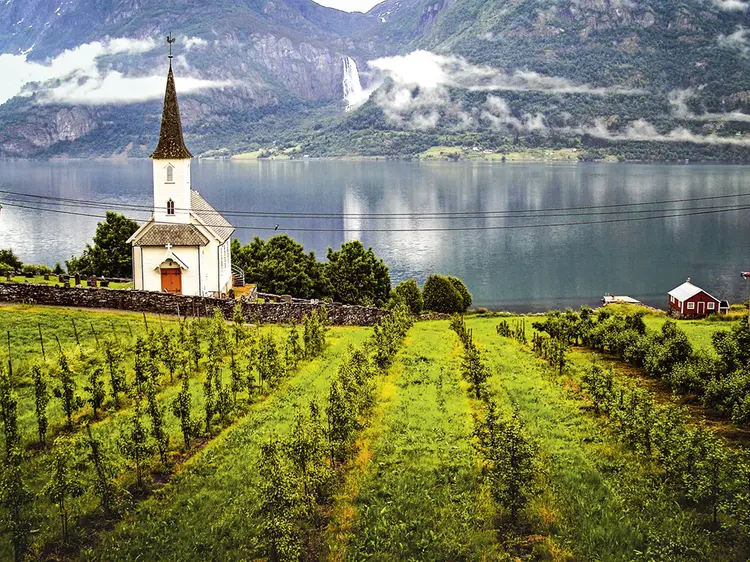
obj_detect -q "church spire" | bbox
[151,36,193,160]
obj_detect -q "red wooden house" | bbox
[668,279,723,319]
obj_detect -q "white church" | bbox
[128,62,234,296]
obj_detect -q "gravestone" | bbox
[43,274,50,281]
[74,274,81,287]
[89,277,98,288]
[57,275,66,284]
[280,294,293,303]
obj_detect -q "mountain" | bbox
[2,0,750,160]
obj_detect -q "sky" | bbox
[311,0,383,12]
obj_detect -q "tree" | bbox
[85,425,117,517]
[326,379,356,464]
[161,331,180,383]
[84,365,107,420]
[285,323,303,371]
[0,448,31,562]
[65,212,138,277]
[230,351,243,405]
[448,276,472,311]
[325,241,391,306]
[32,363,50,446]
[43,436,84,543]
[172,375,200,450]
[0,366,20,456]
[474,404,538,523]
[286,403,329,503]
[390,279,423,314]
[103,340,127,409]
[120,402,153,489]
[55,352,81,429]
[461,340,490,400]
[0,249,22,271]
[258,438,302,562]
[258,334,285,390]
[423,274,465,313]
[144,380,169,467]
[232,235,327,299]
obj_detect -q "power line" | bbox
[1,188,750,218]
[2,194,747,220]
[2,200,749,232]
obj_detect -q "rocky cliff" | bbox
[1,0,750,159]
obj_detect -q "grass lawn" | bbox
[0,306,747,561]
[344,321,502,561]
[418,146,581,162]
[90,326,370,561]
[3,276,133,289]
[466,316,716,560]
[0,304,367,560]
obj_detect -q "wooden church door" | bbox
[161,268,182,294]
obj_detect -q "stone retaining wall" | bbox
[0,283,388,326]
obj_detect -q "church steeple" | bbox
[151,62,193,159]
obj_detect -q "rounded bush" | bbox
[391,279,423,314]
[448,276,472,311]
[423,274,465,313]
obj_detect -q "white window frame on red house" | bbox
[708,302,715,310]
[687,302,695,310]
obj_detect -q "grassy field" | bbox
[418,146,582,162]
[0,305,747,560]
[3,276,133,289]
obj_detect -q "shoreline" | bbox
[4,154,750,166]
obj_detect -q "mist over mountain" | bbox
[2,0,750,160]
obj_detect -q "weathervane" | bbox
[167,33,176,60]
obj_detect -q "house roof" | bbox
[150,64,193,160]
[190,190,234,242]
[131,223,209,247]
[668,281,720,302]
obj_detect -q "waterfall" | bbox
[342,56,363,111]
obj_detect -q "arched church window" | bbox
[167,199,175,215]
[166,165,174,183]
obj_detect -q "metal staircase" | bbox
[231,264,245,287]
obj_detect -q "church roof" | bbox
[150,64,193,160]
[131,223,209,247]
[190,190,234,242]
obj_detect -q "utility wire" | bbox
[2,200,749,232]
[2,194,747,220]
[1,188,749,218]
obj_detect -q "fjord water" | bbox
[1,159,749,311]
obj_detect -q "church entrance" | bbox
[161,268,182,294]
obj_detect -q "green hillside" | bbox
[3,0,750,159]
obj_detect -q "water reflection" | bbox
[1,159,749,311]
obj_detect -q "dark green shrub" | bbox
[0,249,22,270]
[423,274,465,313]
[390,279,423,314]
[448,276,472,311]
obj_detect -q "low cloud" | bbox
[481,95,547,133]
[368,50,642,96]
[588,118,750,145]
[363,50,640,130]
[0,37,230,106]
[41,73,231,105]
[718,26,750,55]
[669,88,750,122]
[713,0,749,11]
[183,36,209,50]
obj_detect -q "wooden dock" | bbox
[601,294,643,306]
